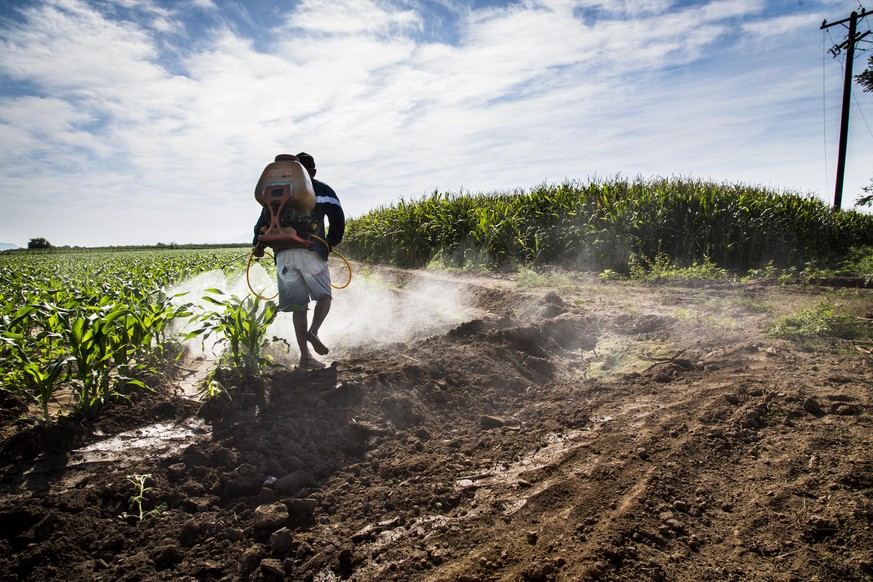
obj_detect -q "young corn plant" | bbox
[0,332,70,426]
[120,474,166,526]
[186,290,279,380]
[24,356,71,426]
[130,289,195,367]
[43,303,140,416]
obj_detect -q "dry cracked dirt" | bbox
[1,265,872,582]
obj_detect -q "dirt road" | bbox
[1,266,871,581]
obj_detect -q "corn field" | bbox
[0,248,249,424]
[342,177,873,272]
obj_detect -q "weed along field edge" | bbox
[1,247,872,581]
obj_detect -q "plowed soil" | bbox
[1,265,872,582]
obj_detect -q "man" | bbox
[253,152,345,370]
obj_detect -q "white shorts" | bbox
[275,248,332,311]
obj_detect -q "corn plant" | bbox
[1,303,69,423]
[0,248,250,421]
[120,474,166,525]
[0,332,70,426]
[109,290,194,377]
[185,290,279,379]
[342,177,873,274]
[61,305,141,414]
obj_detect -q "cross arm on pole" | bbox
[821,7,869,30]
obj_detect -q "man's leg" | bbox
[292,309,311,360]
[295,308,326,369]
[310,296,331,336]
[276,250,325,369]
[306,296,331,355]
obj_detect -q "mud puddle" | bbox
[72,418,210,467]
[585,335,685,380]
[0,418,212,497]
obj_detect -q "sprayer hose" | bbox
[246,248,278,301]
[311,234,353,290]
[245,236,352,300]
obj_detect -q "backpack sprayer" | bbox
[255,154,317,247]
[247,154,351,300]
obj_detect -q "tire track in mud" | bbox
[411,361,728,581]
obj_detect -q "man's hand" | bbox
[252,245,265,258]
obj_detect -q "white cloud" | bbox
[0,1,161,91]
[285,0,421,35]
[742,12,822,39]
[0,0,870,248]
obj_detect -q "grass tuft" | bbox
[767,298,871,342]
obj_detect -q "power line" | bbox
[822,30,831,198]
[853,86,873,139]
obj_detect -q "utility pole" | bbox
[821,7,870,210]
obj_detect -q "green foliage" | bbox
[843,246,873,286]
[120,474,166,525]
[0,330,70,426]
[856,179,873,208]
[857,54,873,92]
[767,298,870,342]
[342,177,873,275]
[513,267,555,288]
[0,248,248,421]
[27,237,52,250]
[199,378,231,401]
[628,253,729,282]
[186,290,279,380]
[598,269,623,281]
[743,261,794,283]
[513,267,578,289]
[743,247,873,287]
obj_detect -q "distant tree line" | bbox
[8,240,249,254]
[27,237,52,249]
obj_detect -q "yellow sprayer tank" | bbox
[255,154,316,245]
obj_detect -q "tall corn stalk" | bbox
[342,177,873,273]
[186,290,279,380]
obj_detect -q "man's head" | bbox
[296,152,316,178]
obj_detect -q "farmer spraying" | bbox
[252,152,345,370]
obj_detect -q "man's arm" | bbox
[253,207,269,246]
[325,197,345,249]
[313,181,345,249]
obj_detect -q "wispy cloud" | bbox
[0,0,869,247]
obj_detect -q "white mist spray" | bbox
[168,261,477,364]
[315,268,475,357]
[168,268,264,359]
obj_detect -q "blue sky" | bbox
[0,0,871,248]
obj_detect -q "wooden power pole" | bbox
[821,8,871,209]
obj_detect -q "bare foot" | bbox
[307,331,329,355]
[299,356,327,370]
